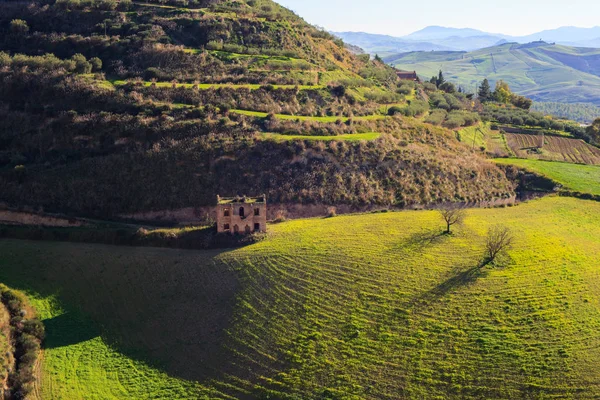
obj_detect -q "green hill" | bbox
[385,42,600,106]
[0,0,514,217]
[2,196,600,398]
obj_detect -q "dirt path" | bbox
[29,351,45,400]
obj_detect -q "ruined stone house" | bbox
[216,195,267,234]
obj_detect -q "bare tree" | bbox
[485,225,514,263]
[439,207,466,234]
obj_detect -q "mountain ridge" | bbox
[335,25,600,54]
[385,41,600,105]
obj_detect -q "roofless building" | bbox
[216,195,267,234]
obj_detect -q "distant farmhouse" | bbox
[216,195,267,234]
[396,70,420,82]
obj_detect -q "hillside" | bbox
[0,0,514,218]
[384,42,600,105]
[1,197,600,398]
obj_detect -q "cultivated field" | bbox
[495,158,600,196]
[505,133,600,165]
[2,197,600,398]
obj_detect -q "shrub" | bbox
[10,19,29,35]
[23,320,46,341]
[274,210,287,223]
[424,109,447,126]
[90,57,103,72]
[71,54,92,74]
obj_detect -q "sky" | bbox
[274,0,600,37]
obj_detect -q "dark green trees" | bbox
[478,79,492,102]
[430,70,446,88]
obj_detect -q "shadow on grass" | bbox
[43,312,99,349]
[417,260,491,304]
[0,239,260,385]
[394,229,447,253]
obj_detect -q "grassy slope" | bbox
[2,197,600,398]
[458,123,511,156]
[231,109,388,122]
[109,80,323,91]
[494,158,600,196]
[387,43,600,105]
[260,132,381,141]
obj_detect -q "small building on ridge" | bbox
[396,70,420,82]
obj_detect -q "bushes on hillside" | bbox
[388,100,429,117]
[0,126,515,216]
[0,52,95,73]
[0,285,45,400]
[480,103,588,140]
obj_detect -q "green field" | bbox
[260,132,381,141]
[233,109,388,122]
[494,158,600,195]
[2,197,600,398]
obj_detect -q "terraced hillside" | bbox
[0,0,514,217]
[1,197,600,398]
[385,42,600,105]
[505,133,600,165]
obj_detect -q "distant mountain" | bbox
[403,26,506,41]
[570,37,600,48]
[433,35,508,51]
[517,26,600,44]
[384,42,600,106]
[333,32,453,55]
[337,25,600,56]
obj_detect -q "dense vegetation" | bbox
[0,301,11,400]
[0,0,514,217]
[2,197,600,398]
[532,102,600,124]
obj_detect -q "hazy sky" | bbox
[274,0,600,37]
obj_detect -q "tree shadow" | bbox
[418,260,491,303]
[42,312,100,349]
[395,228,447,253]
